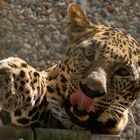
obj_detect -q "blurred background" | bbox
[0,0,139,139]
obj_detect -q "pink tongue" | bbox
[70,91,94,113]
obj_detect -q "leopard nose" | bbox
[87,90,106,98]
[92,91,106,98]
[80,83,106,98]
[81,67,107,94]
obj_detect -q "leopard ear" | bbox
[67,3,94,41]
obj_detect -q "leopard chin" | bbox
[70,106,90,122]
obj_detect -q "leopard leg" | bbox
[47,98,83,130]
[0,108,11,126]
[0,62,20,111]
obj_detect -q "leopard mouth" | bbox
[70,105,90,121]
[68,82,106,121]
[68,83,94,121]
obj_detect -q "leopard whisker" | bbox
[106,109,120,121]
[110,105,126,112]
[109,105,124,114]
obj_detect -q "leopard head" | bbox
[59,3,140,134]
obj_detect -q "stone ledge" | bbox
[0,126,121,140]
[36,128,121,140]
[0,126,33,140]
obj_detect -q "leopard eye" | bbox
[115,67,131,76]
[82,48,95,61]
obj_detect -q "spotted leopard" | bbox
[0,3,139,134]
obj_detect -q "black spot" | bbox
[44,111,50,124]
[35,98,40,105]
[113,54,118,59]
[19,86,24,91]
[116,96,119,100]
[14,82,17,89]
[20,81,25,85]
[41,83,44,94]
[30,81,35,90]
[31,112,39,121]
[56,86,61,95]
[47,85,54,93]
[61,75,67,83]
[120,102,128,106]
[30,122,40,127]
[129,50,132,58]
[14,109,22,116]
[34,72,39,77]
[63,59,68,65]
[123,41,126,45]
[20,70,25,78]
[26,90,30,94]
[123,94,130,99]
[17,118,30,124]
[65,48,71,56]
[16,78,20,81]
[28,107,37,116]
[26,97,31,102]
[0,110,11,125]
[33,79,37,83]
[102,32,109,36]
[129,86,135,92]
[37,86,40,93]
[5,92,10,99]
[138,61,140,66]
[46,76,52,81]
[5,78,9,83]
[39,111,45,121]
[21,63,27,68]
[8,63,17,68]
[14,102,17,108]
[39,101,44,109]
[62,85,67,92]
[46,75,58,81]
[13,73,16,79]
[39,97,48,109]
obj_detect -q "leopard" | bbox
[0,3,139,134]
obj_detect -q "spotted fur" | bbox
[0,3,139,134]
